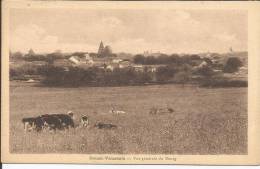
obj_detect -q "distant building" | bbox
[68,55,90,65]
[68,56,80,65]
[106,63,119,71]
[31,61,47,66]
[53,59,72,67]
[198,61,208,68]
[144,65,163,72]
[143,50,161,57]
[112,59,123,63]
[132,65,144,72]
[85,53,94,65]
[119,60,131,68]
[97,41,113,57]
[97,41,105,57]
[205,51,211,58]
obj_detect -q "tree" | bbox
[174,71,190,86]
[156,66,177,82]
[46,54,55,64]
[145,56,156,64]
[103,46,113,57]
[190,54,201,60]
[169,54,180,64]
[173,64,192,86]
[10,51,23,59]
[223,57,242,73]
[196,66,214,78]
[133,54,145,64]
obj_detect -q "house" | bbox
[191,59,203,67]
[106,65,114,71]
[119,60,131,68]
[69,55,93,65]
[85,53,94,65]
[53,59,73,67]
[143,51,162,57]
[112,59,123,63]
[237,66,248,75]
[132,65,144,72]
[144,65,163,72]
[68,56,81,65]
[198,61,208,68]
[31,61,47,66]
[105,63,119,71]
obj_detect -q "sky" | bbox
[10,8,248,54]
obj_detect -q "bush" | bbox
[133,55,145,64]
[174,71,191,85]
[40,66,154,87]
[223,57,243,73]
[24,54,47,62]
[156,66,177,82]
[10,51,23,60]
[133,54,186,65]
[195,66,214,77]
[200,78,247,88]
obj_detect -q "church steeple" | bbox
[97,41,104,57]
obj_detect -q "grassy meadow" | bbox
[10,81,247,154]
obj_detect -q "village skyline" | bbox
[10,40,247,57]
[10,9,247,54]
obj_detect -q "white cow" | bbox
[109,108,126,114]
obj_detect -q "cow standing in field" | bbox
[81,115,89,127]
[22,117,36,132]
[39,113,74,131]
[22,111,75,132]
[52,113,75,129]
[40,115,63,131]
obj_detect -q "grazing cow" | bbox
[22,117,36,132]
[33,116,47,132]
[67,111,74,119]
[81,116,89,127]
[38,115,63,131]
[94,122,117,129]
[22,112,75,132]
[51,114,75,129]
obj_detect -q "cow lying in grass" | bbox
[149,107,174,115]
[109,108,126,114]
[22,112,75,132]
[94,122,117,129]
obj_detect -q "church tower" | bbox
[97,41,105,57]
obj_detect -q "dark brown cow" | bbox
[22,113,75,132]
[94,122,117,129]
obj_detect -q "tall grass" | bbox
[10,82,247,154]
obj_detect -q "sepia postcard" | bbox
[1,0,260,165]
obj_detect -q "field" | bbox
[10,81,247,154]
